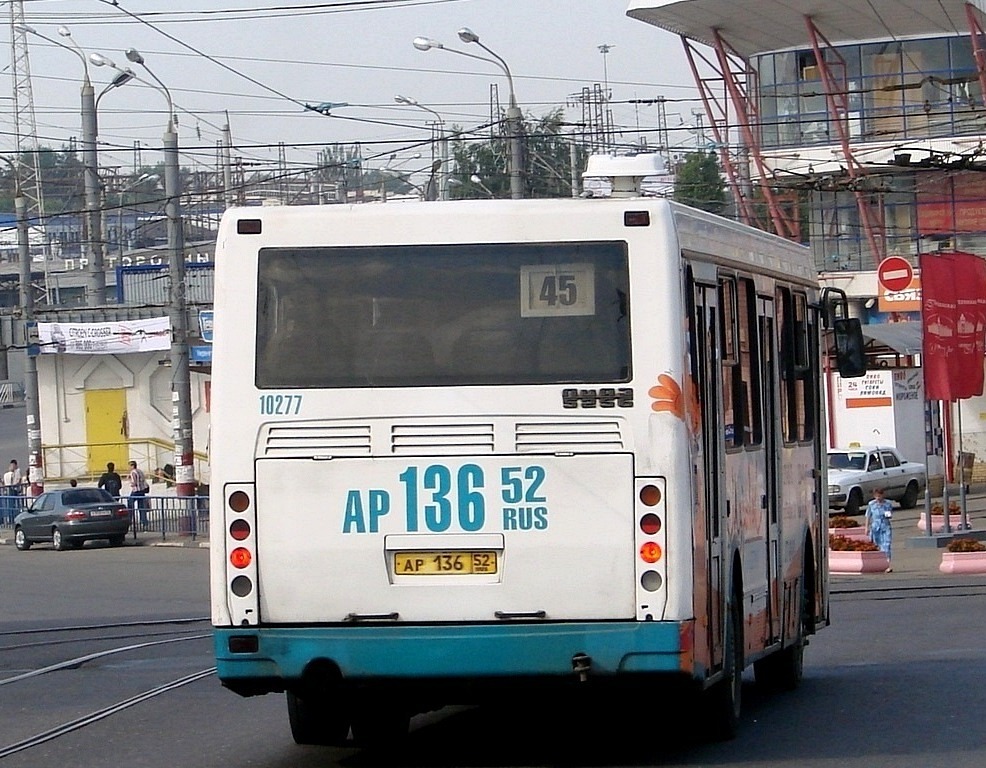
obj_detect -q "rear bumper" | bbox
[64,520,131,539]
[214,621,691,693]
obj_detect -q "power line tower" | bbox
[8,0,48,249]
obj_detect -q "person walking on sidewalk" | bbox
[128,461,150,530]
[2,459,22,525]
[97,462,123,499]
[866,487,895,573]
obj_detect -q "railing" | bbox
[0,490,209,542]
[39,439,210,486]
[125,493,210,541]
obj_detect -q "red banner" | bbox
[920,251,986,400]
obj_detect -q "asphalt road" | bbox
[3,540,986,768]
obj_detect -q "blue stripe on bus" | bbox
[213,622,686,681]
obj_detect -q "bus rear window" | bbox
[255,242,631,389]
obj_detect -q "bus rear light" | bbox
[230,547,253,569]
[639,541,662,563]
[640,570,663,591]
[229,519,251,541]
[231,575,253,597]
[639,513,662,535]
[229,491,251,513]
[639,485,661,506]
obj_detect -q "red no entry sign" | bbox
[877,256,914,292]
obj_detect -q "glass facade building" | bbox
[754,35,986,271]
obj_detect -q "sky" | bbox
[3,0,701,188]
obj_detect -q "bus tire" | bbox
[286,690,350,746]
[705,593,743,741]
[350,704,410,748]
[754,571,807,692]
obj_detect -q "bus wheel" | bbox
[350,704,410,748]
[705,596,743,741]
[755,581,806,692]
[286,690,350,746]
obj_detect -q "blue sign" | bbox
[190,346,213,364]
[198,310,214,343]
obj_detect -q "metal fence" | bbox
[0,491,209,542]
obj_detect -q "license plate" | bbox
[89,510,113,517]
[394,551,498,575]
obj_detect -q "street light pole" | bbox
[456,28,525,200]
[124,47,196,498]
[413,30,527,199]
[1,156,42,495]
[394,95,448,200]
[19,25,105,304]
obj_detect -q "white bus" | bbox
[209,176,864,746]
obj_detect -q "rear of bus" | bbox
[210,199,696,726]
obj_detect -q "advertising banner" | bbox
[920,252,986,400]
[37,317,171,355]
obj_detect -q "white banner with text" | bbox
[37,317,171,355]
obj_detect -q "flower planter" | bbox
[939,551,986,575]
[916,514,971,533]
[828,549,890,574]
[828,525,869,542]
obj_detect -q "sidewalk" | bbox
[831,482,986,584]
[0,526,209,549]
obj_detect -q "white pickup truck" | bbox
[827,445,926,516]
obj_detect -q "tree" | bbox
[449,107,586,199]
[673,151,727,215]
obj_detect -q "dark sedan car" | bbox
[13,488,131,551]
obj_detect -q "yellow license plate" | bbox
[394,551,498,575]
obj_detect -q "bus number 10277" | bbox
[260,394,303,415]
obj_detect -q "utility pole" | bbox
[123,47,196,497]
[2,156,42,495]
[79,51,104,304]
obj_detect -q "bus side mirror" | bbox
[833,317,866,378]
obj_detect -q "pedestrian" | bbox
[128,460,150,529]
[865,486,894,573]
[2,459,22,525]
[97,461,123,498]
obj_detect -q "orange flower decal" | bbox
[649,372,702,434]
[649,373,685,420]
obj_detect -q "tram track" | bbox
[0,617,216,760]
[831,580,986,600]
[0,616,210,653]
[0,667,216,760]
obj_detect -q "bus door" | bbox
[759,298,781,644]
[689,271,726,669]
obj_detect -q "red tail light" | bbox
[65,509,86,520]
[230,547,252,569]
[115,507,130,518]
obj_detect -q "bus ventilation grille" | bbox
[515,421,624,453]
[391,423,495,455]
[262,424,372,456]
